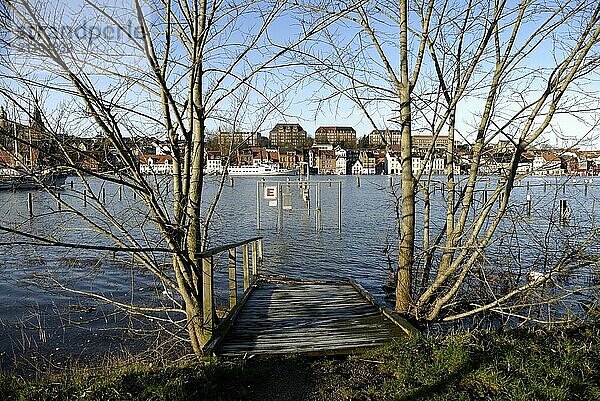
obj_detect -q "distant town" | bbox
[124,124,600,177]
[1,109,598,177]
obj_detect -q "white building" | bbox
[385,151,401,175]
[139,155,173,175]
[205,151,223,174]
[533,153,563,175]
[335,146,347,175]
[412,155,446,175]
[351,159,363,175]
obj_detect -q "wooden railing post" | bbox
[242,243,250,290]
[257,238,263,274]
[251,240,257,278]
[197,237,263,353]
[228,248,237,308]
[202,255,214,334]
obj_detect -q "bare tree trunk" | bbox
[396,0,414,314]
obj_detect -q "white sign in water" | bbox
[264,186,277,200]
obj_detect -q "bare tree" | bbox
[0,0,343,357]
[297,0,600,323]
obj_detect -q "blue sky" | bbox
[1,0,598,148]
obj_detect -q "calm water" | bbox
[0,174,598,368]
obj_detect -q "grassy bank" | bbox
[1,323,598,400]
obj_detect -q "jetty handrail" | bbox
[196,237,263,348]
[197,236,263,258]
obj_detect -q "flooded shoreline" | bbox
[1,175,599,369]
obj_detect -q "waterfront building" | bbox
[334,146,347,175]
[307,144,332,173]
[280,150,304,171]
[250,147,280,167]
[317,149,337,174]
[0,105,59,167]
[563,149,598,176]
[269,123,308,149]
[358,150,376,174]
[532,153,564,175]
[516,153,534,175]
[384,151,401,175]
[351,159,363,175]
[139,154,173,174]
[409,151,450,176]
[315,126,356,147]
[205,151,223,174]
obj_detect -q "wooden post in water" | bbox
[277,183,283,231]
[256,181,261,229]
[228,248,237,308]
[202,255,214,334]
[315,182,321,231]
[356,175,360,188]
[83,189,87,207]
[28,193,33,217]
[70,180,73,189]
[57,192,61,211]
[230,177,234,187]
[102,187,106,203]
[119,186,122,201]
[257,238,263,273]
[559,199,568,226]
[242,243,250,290]
[338,181,342,232]
[251,240,258,278]
[584,180,589,196]
[526,194,532,218]
[544,182,547,192]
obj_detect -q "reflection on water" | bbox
[0,174,599,367]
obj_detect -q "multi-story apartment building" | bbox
[317,149,337,174]
[315,126,356,146]
[358,150,377,174]
[269,123,308,149]
[215,131,263,149]
[413,135,449,150]
[368,129,402,147]
[368,129,449,150]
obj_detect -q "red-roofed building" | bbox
[139,154,173,175]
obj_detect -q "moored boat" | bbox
[227,163,298,176]
[0,167,67,190]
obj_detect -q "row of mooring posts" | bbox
[255,178,342,232]
[27,180,144,217]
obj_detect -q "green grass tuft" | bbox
[348,324,600,401]
[1,323,598,400]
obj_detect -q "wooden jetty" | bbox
[198,237,416,356]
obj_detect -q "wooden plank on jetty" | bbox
[215,278,414,356]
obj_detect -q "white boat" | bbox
[227,163,298,176]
